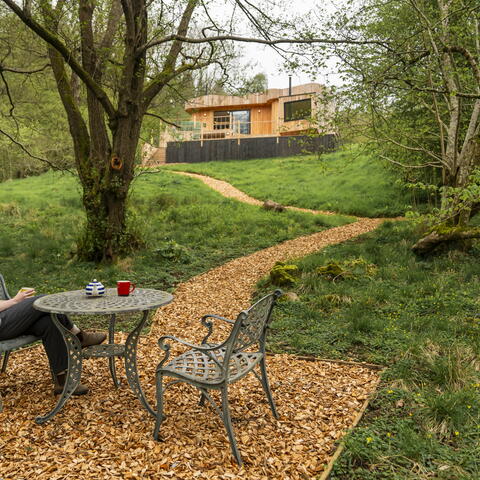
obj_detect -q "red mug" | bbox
[117,280,136,296]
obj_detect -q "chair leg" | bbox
[199,392,206,406]
[259,357,278,419]
[221,386,243,466]
[153,372,165,440]
[1,351,11,373]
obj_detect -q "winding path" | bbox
[174,170,340,216]
[1,172,388,480]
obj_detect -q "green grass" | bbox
[258,221,480,479]
[0,170,351,328]
[3,160,477,477]
[163,146,411,217]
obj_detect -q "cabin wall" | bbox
[250,105,272,135]
[277,93,318,135]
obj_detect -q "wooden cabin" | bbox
[185,82,332,139]
[143,82,335,165]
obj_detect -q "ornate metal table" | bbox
[33,288,173,424]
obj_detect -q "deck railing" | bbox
[158,116,319,146]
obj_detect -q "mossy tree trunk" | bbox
[5,0,197,262]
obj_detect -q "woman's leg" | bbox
[0,296,71,374]
[24,314,69,374]
[0,296,105,395]
[0,296,73,339]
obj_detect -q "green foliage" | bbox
[234,72,268,95]
[153,240,192,263]
[258,221,480,478]
[0,170,351,330]
[329,0,480,232]
[316,257,377,281]
[0,14,73,181]
[164,145,412,217]
[406,168,480,230]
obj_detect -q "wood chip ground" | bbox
[0,174,384,479]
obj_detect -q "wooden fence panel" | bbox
[165,134,336,163]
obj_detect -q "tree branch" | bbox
[145,112,181,128]
[0,70,16,118]
[0,63,51,74]
[142,0,198,109]
[2,0,116,120]
[138,34,388,56]
[0,127,73,173]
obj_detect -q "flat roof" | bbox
[185,83,324,113]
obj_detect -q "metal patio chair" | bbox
[0,274,40,412]
[153,289,283,465]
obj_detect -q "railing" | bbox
[158,116,318,146]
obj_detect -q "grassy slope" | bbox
[0,169,349,300]
[259,221,480,479]
[4,156,477,477]
[163,147,410,217]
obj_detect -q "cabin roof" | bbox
[185,82,324,113]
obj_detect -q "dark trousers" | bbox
[0,296,72,374]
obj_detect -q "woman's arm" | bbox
[0,289,36,313]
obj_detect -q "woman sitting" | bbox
[0,288,106,395]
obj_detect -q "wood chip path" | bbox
[174,171,340,216]
[0,174,387,479]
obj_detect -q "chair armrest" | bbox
[200,314,234,344]
[158,334,220,352]
[157,335,226,369]
[201,314,235,325]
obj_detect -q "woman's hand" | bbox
[0,288,36,313]
[12,288,36,303]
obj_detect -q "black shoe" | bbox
[77,330,107,348]
[54,373,89,396]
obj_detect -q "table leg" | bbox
[108,313,120,388]
[35,314,83,424]
[124,310,155,416]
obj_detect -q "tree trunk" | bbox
[79,114,142,263]
[412,227,480,256]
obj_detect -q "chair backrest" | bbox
[0,274,11,301]
[224,289,282,361]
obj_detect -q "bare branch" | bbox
[0,63,51,74]
[0,71,16,118]
[138,33,388,56]
[378,154,443,170]
[145,112,181,128]
[0,127,74,173]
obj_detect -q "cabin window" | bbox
[213,111,230,130]
[213,110,251,134]
[232,110,251,134]
[284,98,311,122]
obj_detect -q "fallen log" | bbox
[412,227,480,255]
[263,199,286,212]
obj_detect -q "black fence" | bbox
[165,134,337,163]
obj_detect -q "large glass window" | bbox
[232,110,251,134]
[213,110,251,134]
[284,98,311,122]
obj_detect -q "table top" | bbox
[33,288,173,315]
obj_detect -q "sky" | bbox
[234,0,340,89]
[240,43,336,90]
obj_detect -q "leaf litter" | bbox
[0,176,385,479]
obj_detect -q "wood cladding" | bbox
[185,83,324,112]
[184,84,333,139]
